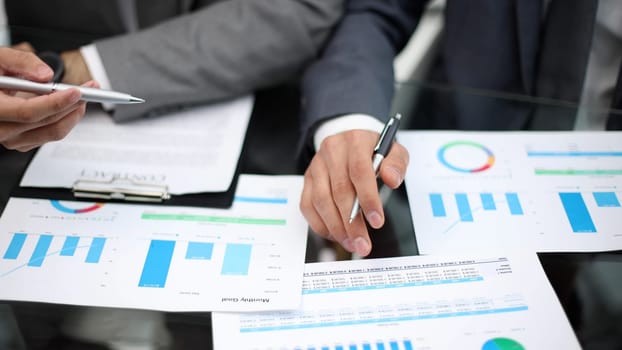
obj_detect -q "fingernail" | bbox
[354,237,371,257]
[37,65,53,78]
[387,166,402,187]
[68,89,81,103]
[341,238,354,253]
[366,210,383,229]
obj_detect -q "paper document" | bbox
[213,253,580,349]
[400,131,622,254]
[0,175,308,312]
[20,95,253,194]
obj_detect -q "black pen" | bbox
[348,113,402,224]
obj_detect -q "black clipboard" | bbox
[6,118,252,210]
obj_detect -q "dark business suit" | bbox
[301,0,605,135]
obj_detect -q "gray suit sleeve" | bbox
[94,0,345,122]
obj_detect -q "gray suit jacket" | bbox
[6,0,344,122]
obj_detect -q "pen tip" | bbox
[394,113,402,120]
[130,96,146,104]
[348,217,354,224]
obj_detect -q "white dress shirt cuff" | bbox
[80,44,115,111]
[313,114,386,151]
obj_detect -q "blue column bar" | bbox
[593,192,620,207]
[321,347,330,350]
[185,242,214,260]
[86,237,106,263]
[362,344,371,350]
[139,240,176,288]
[455,193,473,222]
[3,233,27,260]
[376,343,385,350]
[480,193,496,210]
[403,340,414,350]
[429,193,446,217]
[335,346,344,350]
[389,341,399,350]
[60,236,80,256]
[28,235,53,267]
[559,193,597,233]
[348,345,357,350]
[505,193,524,215]
[221,243,252,275]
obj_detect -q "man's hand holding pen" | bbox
[300,114,409,257]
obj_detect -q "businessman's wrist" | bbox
[60,50,93,85]
[313,114,385,151]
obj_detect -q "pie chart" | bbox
[481,337,525,350]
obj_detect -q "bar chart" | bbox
[556,191,620,233]
[276,339,418,350]
[2,232,109,274]
[527,149,622,177]
[428,192,524,223]
[138,240,253,288]
[213,254,581,350]
[0,175,309,311]
[402,131,622,253]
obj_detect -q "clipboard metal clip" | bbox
[72,176,171,203]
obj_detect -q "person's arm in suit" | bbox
[61,0,345,122]
[299,0,427,257]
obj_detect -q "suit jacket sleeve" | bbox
[300,0,427,136]
[94,0,345,122]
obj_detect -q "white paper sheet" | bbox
[20,95,253,194]
[400,131,622,254]
[0,175,308,312]
[212,253,580,349]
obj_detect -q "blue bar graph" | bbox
[60,236,80,256]
[559,193,596,233]
[505,193,524,215]
[455,193,473,222]
[139,240,175,288]
[185,242,214,260]
[271,340,414,349]
[429,193,446,217]
[480,193,496,210]
[593,192,620,207]
[3,233,27,260]
[86,237,106,263]
[28,235,53,267]
[221,244,252,275]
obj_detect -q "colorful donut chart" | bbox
[50,200,105,214]
[437,140,495,173]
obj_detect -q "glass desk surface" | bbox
[0,82,621,350]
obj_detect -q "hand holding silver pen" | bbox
[0,76,145,104]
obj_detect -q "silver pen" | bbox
[348,113,402,224]
[0,76,145,104]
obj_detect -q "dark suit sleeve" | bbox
[300,0,428,136]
